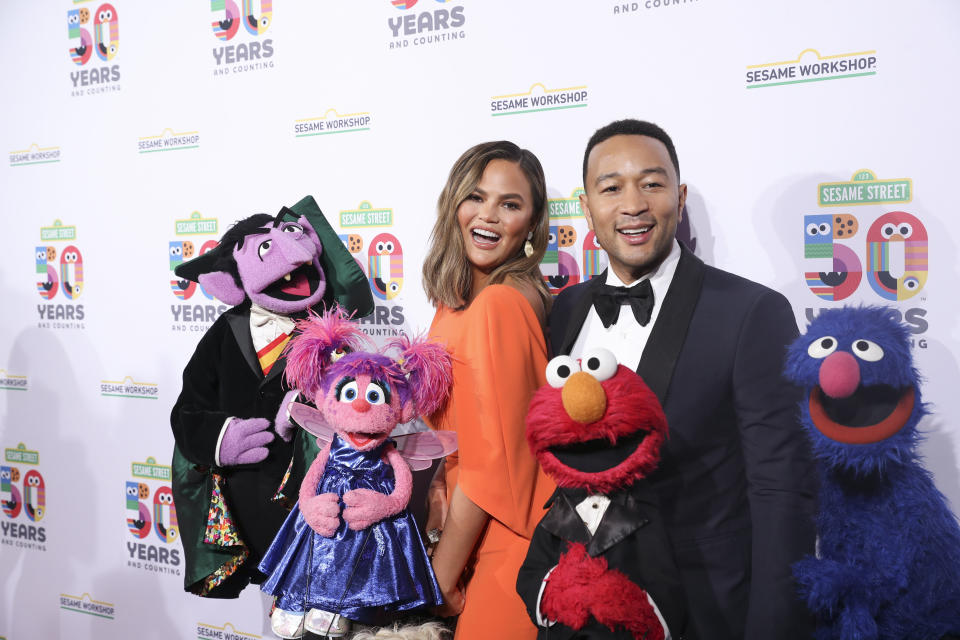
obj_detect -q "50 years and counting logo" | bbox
[36,220,85,330]
[1,444,47,552]
[338,202,406,338]
[211,0,275,75]
[169,212,227,332]
[803,169,929,346]
[540,189,607,295]
[387,0,466,50]
[68,1,121,96]
[125,457,181,575]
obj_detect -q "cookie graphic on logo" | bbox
[557,225,577,247]
[833,214,858,239]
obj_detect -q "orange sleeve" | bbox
[433,285,555,538]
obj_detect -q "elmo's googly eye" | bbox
[580,348,618,382]
[545,356,580,388]
[852,339,884,362]
[807,336,838,359]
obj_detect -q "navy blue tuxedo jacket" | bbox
[548,244,816,640]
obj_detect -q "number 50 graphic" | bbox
[211,0,272,40]
[1,466,45,522]
[68,3,119,65]
[804,211,928,302]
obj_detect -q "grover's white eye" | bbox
[807,336,838,358]
[580,348,618,382]
[545,356,580,388]
[851,339,884,362]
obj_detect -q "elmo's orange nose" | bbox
[561,371,607,424]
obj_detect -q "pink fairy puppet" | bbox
[258,308,455,639]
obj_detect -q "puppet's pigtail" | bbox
[284,307,369,402]
[389,335,453,417]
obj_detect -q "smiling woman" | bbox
[421,141,556,640]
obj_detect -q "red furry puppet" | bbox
[258,309,456,639]
[516,348,689,640]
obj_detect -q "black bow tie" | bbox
[592,279,654,328]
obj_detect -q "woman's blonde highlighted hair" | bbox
[422,141,551,310]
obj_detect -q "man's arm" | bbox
[733,289,817,639]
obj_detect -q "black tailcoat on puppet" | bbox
[170,196,373,597]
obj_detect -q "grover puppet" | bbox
[516,348,688,640]
[170,196,373,598]
[784,306,960,640]
[258,309,454,639]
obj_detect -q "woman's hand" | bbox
[425,460,448,555]
[433,580,466,618]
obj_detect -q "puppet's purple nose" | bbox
[819,351,860,399]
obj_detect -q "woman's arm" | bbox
[430,485,490,616]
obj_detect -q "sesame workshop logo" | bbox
[68,1,121,97]
[387,0,466,50]
[746,48,877,89]
[211,0,275,76]
[294,109,372,138]
[0,369,28,392]
[138,128,201,154]
[612,0,700,15]
[100,376,159,400]
[338,202,406,338]
[541,190,606,295]
[490,83,588,118]
[802,169,928,346]
[1,443,47,552]
[125,457,181,576]
[35,220,85,330]
[170,212,227,333]
[9,143,61,168]
[196,622,260,640]
[59,593,115,620]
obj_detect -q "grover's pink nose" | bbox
[819,351,860,398]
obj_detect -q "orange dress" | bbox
[427,284,556,640]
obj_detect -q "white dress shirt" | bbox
[570,240,682,371]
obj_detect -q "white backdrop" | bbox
[2,1,959,638]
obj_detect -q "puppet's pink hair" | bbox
[284,307,370,402]
[387,335,453,417]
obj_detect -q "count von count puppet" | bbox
[169,196,373,598]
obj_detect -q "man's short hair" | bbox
[582,119,681,185]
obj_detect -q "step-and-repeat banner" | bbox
[2,1,958,638]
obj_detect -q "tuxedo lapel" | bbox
[226,308,262,378]
[587,489,650,557]
[637,245,705,405]
[556,274,607,356]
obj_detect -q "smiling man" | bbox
[548,120,817,639]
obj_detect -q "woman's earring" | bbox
[524,231,534,258]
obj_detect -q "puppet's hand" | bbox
[274,390,300,442]
[302,492,340,537]
[591,571,664,640]
[220,418,274,466]
[342,488,400,530]
[541,542,606,630]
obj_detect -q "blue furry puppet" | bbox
[783,306,960,640]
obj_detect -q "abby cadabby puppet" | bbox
[259,309,455,638]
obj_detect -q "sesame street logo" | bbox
[9,144,61,168]
[68,1,121,97]
[211,0,275,76]
[170,213,228,333]
[541,189,607,295]
[338,202,406,339]
[138,128,201,154]
[36,220,85,330]
[387,0,466,50]
[59,593,115,620]
[802,169,928,344]
[1,444,47,551]
[294,109,373,138]
[125,457,181,575]
[491,83,589,118]
[746,48,877,89]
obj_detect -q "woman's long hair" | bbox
[422,141,551,310]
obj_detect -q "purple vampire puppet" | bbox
[169,196,373,598]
